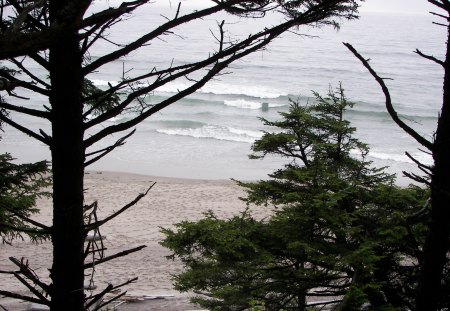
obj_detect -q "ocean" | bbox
[0,3,446,185]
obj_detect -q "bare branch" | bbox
[85,277,138,309]
[85,183,155,230]
[0,290,44,304]
[80,0,148,31]
[82,1,243,75]
[92,291,127,311]
[5,0,46,34]
[8,57,51,88]
[405,151,433,174]
[0,113,51,145]
[428,0,450,11]
[13,273,50,305]
[84,245,147,269]
[9,257,51,294]
[430,11,448,20]
[83,29,279,145]
[84,129,136,167]
[344,42,434,151]
[0,70,50,96]
[307,299,343,307]
[0,101,50,119]
[432,21,448,27]
[415,49,445,67]
[403,171,431,186]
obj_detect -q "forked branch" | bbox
[84,129,136,167]
[85,183,155,231]
[85,277,138,309]
[9,257,51,294]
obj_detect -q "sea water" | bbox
[0,3,446,184]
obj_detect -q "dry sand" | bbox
[0,171,271,311]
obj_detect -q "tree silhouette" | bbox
[345,1,450,309]
[0,0,361,310]
[162,87,429,310]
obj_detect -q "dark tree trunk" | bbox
[48,2,85,310]
[415,23,450,311]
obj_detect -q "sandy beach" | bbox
[0,171,271,311]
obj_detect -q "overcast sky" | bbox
[160,0,435,14]
[359,0,434,13]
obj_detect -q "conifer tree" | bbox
[0,152,50,243]
[162,86,429,310]
[0,1,363,310]
[344,2,450,308]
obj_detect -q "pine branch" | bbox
[344,42,434,151]
[2,205,51,231]
[0,222,48,235]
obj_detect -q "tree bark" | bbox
[48,1,85,310]
[415,22,450,311]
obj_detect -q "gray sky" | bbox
[359,0,434,13]
[158,0,435,14]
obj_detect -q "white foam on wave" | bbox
[155,81,286,99]
[91,79,119,87]
[369,151,433,165]
[224,99,262,110]
[228,127,264,139]
[224,99,286,110]
[202,83,286,99]
[93,78,285,99]
[156,125,263,143]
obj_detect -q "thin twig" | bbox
[84,130,136,167]
[85,277,138,309]
[85,184,155,230]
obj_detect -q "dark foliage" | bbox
[162,86,430,310]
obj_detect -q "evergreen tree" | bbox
[0,152,50,243]
[0,1,363,310]
[162,86,429,310]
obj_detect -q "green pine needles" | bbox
[161,85,431,310]
[0,153,51,243]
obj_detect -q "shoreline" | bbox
[0,170,266,311]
